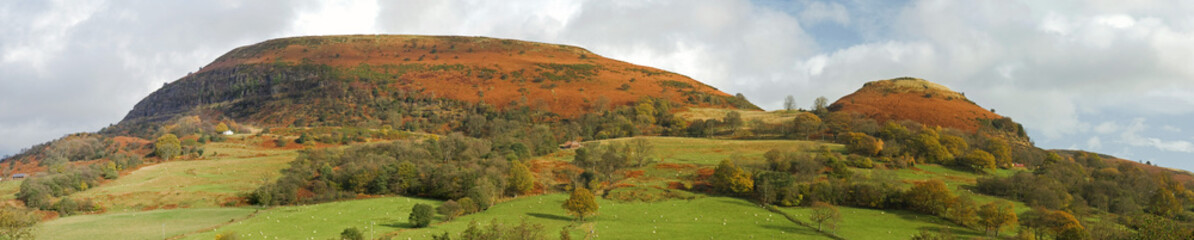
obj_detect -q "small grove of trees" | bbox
[16,165,111,214]
[155,133,181,160]
[571,138,654,188]
[977,200,1017,237]
[430,219,547,240]
[562,187,598,221]
[248,133,508,206]
[837,132,883,156]
[904,179,955,216]
[507,160,534,196]
[711,159,753,195]
[410,203,434,228]
[0,206,38,240]
[1019,207,1085,240]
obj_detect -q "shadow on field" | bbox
[716,199,758,208]
[380,222,416,228]
[888,210,983,237]
[527,212,573,221]
[760,223,821,236]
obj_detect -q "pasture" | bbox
[38,207,256,240]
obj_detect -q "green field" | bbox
[73,141,297,211]
[0,178,22,200]
[385,194,828,240]
[778,206,983,239]
[38,208,256,240]
[183,197,442,240]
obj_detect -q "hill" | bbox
[828,77,1010,133]
[116,35,756,132]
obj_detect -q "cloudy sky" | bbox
[2,0,1192,171]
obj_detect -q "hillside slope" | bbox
[828,77,1026,137]
[118,35,756,130]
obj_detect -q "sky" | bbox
[1,0,1192,171]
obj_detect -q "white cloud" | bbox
[798,1,850,26]
[1086,137,1102,150]
[1121,118,1194,153]
[1094,121,1120,134]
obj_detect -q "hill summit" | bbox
[118,35,756,130]
[828,77,1007,133]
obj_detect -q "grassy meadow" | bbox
[72,138,297,211]
[37,207,256,240]
[183,197,442,240]
[0,178,22,200]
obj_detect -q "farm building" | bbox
[559,141,582,150]
[12,173,27,179]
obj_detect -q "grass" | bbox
[73,140,297,211]
[592,136,841,166]
[778,206,984,239]
[677,108,804,125]
[392,194,830,240]
[37,207,256,240]
[182,197,441,240]
[0,179,22,200]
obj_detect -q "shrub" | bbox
[410,203,434,228]
[340,227,363,240]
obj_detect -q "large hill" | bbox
[116,35,755,132]
[828,77,1002,132]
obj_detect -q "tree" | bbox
[912,130,953,165]
[947,195,979,227]
[1148,187,1182,218]
[784,95,797,111]
[809,202,841,232]
[458,197,479,214]
[215,122,230,133]
[838,132,883,156]
[812,96,829,115]
[723,111,743,132]
[467,178,497,210]
[711,159,753,195]
[0,206,38,239]
[155,134,181,160]
[508,160,535,196]
[960,149,997,173]
[985,139,1013,168]
[978,200,1018,237]
[1020,208,1083,240]
[904,179,955,215]
[410,203,434,228]
[790,113,822,139]
[438,200,463,221]
[562,187,598,221]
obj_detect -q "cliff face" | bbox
[117,35,756,129]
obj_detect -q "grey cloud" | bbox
[0,0,316,156]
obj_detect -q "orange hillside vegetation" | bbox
[196,35,754,117]
[828,77,1003,132]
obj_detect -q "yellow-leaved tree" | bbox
[562,187,598,221]
[155,134,181,160]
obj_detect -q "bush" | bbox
[410,203,434,228]
[340,227,363,240]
